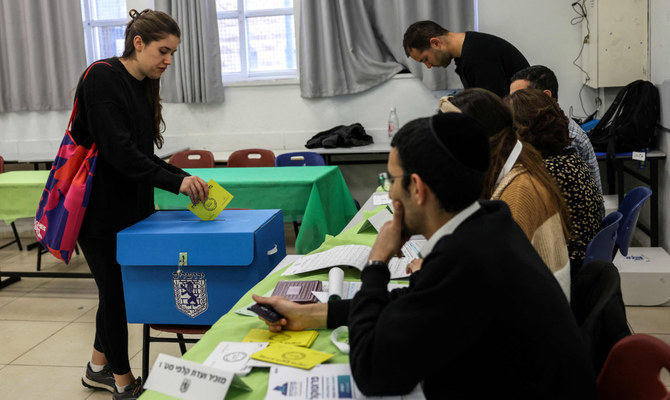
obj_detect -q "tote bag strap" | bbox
[66,60,112,139]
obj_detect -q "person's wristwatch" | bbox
[364,260,388,269]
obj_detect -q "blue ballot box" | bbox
[117,209,286,325]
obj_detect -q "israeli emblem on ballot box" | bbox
[173,272,209,317]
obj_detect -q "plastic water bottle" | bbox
[388,107,399,139]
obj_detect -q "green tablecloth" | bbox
[154,166,358,254]
[139,205,390,400]
[0,170,49,224]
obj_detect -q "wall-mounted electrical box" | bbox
[582,0,648,88]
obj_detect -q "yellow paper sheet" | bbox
[187,179,234,221]
[250,343,333,370]
[242,328,318,348]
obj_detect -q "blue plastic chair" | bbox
[583,212,623,266]
[615,186,652,257]
[275,151,326,166]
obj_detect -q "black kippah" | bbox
[429,112,490,173]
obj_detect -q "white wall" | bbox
[2,0,668,249]
[477,0,598,117]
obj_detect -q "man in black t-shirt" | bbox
[403,20,529,98]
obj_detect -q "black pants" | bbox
[79,234,131,376]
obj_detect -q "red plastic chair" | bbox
[168,150,215,168]
[597,334,670,400]
[227,148,275,167]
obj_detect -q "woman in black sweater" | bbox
[72,9,208,399]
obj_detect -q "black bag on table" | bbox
[305,123,373,149]
[588,80,660,189]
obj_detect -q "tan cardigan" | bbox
[492,166,570,275]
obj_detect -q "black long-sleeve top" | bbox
[454,31,530,98]
[329,201,596,399]
[71,58,188,237]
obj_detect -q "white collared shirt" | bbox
[419,201,481,259]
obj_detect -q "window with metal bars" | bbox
[216,0,297,82]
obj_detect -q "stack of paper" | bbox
[281,244,418,279]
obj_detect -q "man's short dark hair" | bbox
[390,113,489,212]
[510,65,559,100]
[403,20,449,57]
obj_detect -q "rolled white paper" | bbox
[328,267,344,301]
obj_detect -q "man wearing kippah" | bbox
[402,20,529,98]
[253,113,596,399]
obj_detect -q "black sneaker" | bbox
[113,377,144,400]
[81,362,115,393]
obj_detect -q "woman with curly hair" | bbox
[439,89,571,297]
[507,88,603,277]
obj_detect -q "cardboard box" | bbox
[614,247,670,306]
[117,209,286,324]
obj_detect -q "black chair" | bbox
[142,324,210,380]
[571,260,631,375]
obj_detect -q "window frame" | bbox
[216,0,297,83]
[80,0,127,66]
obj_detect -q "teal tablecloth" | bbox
[154,166,358,254]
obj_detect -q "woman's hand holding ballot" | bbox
[179,175,209,204]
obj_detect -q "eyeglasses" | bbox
[378,172,409,191]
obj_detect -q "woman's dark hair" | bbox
[122,9,181,148]
[449,88,571,239]
[506,88,571,157]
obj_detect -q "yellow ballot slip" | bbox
[187,179,233,220]
[250,343,333,370]
[242,328,318,347]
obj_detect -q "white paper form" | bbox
[203,342,268,376]
[313,281,409,302]
[144,354,235,400]
[282,245,415,280]
[372,192,392,205]
[282,245,371,276]
[265,364,425,400]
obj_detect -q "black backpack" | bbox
[589,80,660,154]
[588,80,660,189]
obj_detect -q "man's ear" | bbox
[411,173,428,205]
[543,89,553,98]
[429,37,442,49]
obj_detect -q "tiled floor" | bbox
[0,220,297,399]
[1,220,670,398]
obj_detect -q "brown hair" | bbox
[449,88,572,238]
[506,88,571,157]
[403,20,449,57]
[122,9,181,148]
